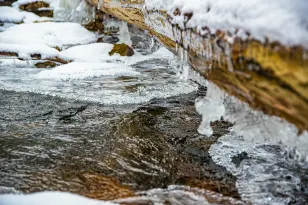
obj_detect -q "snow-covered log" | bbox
[86,0,308,132]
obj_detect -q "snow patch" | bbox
[59,43,115,62]
[0,22,96,49]
[0,191,117,205]
[13,0,53,7]
[0,6,25,23]
[0,43,59,59]
[145,0,308,47]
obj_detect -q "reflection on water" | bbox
[0,89,242,204]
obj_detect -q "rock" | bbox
[109,43,134,56]
[19,1,53,18]
[35,61,57,68]
[84,11,104,33]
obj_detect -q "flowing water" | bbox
[0,1,308,205]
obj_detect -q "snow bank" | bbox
[0,6,24,23]
[145,0,308,47]
[0,22,96,49]
[59,43,115,62]
[0,43,59,59]
[35,62,139,80]
[21,11,53,23]
[0,191,117,205]
[0,22,97,59]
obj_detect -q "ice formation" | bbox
[145,0,308,47]
[54,0,95,24]
[196,81,308,161]
[191,73,308,204]
[104,18,133,46]
[98,0,104,9]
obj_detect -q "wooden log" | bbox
[86,0,308,132]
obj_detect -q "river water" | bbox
[0,1,308,205]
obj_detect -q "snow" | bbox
[13,0,53,5]
[0,22,97,49]
[12,0,55,8]
[0,43,59,59]
[59,43,115,62]
[35,62,139,80]
[0,6,24,23]
[0,191,117,205]
[145,0,308,47]
[0,22,97,59]
[21,11,53,23]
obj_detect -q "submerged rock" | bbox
[109,43,134,57]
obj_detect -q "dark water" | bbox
[0,88,244,203]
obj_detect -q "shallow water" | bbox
[0,49,243,204]
[1,3,308,204]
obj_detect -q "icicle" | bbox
[98,0,104,10]
[149,37,155,50]
[177,46,189,81]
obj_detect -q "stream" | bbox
[0,1,308,205]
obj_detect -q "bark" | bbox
[88,0,308,131]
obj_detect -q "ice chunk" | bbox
[54,0,95,24]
